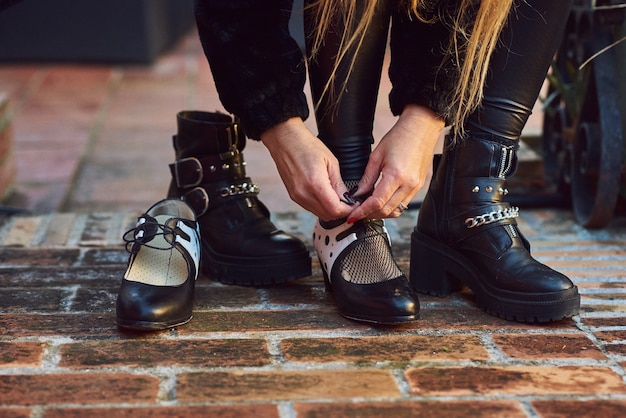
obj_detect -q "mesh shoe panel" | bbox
[337,222,403,284]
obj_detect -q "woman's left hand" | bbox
[347,104,445,222]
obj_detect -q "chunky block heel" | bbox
[410,230,464,297]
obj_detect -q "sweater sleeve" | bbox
[388,6,457,124]
[195,0,309,139]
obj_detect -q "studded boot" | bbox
[410,134,580,322]
[167,111,311,285]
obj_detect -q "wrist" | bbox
[400,104,445,128]
[260,117,305,148]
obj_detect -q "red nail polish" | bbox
[347,217,358,224]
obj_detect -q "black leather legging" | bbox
[305,0,573,179]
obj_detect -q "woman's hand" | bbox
[261,117,352,221]
[347,105,445,222]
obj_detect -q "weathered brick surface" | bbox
[42,405,281,418]
[59,339,271,368]
[1,213,625,416]
[0,373,159,405]
[532,400,626,417]
[0,342,46,367]
[406,366,626,396]
[491,334,606,359]
[294,401,528,418]
[178,370,401,402]
[281,335,489,362]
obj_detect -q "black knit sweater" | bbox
[195,0,456,139]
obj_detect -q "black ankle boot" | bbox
[168,111,311,286]
[410,134,580,323]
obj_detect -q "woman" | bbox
[192,0,580,324]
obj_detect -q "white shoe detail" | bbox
[313,219,391,284]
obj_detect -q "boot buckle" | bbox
[183,187,210,217]
[173,157,203,189]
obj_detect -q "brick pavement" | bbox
[2,208,626,417]
[1,27,626,418]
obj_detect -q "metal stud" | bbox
[222,164,230,170]
[210,165,217,172]
[485,186,493,193]
[472,186,480,193]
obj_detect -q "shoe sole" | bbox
[116,315,192,331]
[201,244,312,286]
[410,230,581,323]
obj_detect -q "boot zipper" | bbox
[505,224,518,238]
[498,147,513,179]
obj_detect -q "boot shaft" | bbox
[168,111,256,217]
[418,134,520,241]
[440,134,518,182]
[173,111,246,159]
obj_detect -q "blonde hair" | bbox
[307,0,514,136]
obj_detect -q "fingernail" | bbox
[347,217,358,224]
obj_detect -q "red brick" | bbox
[582,317,626,328]
[295,401,527,418]
[0,373,158,406]
[0,289,65,312]
[282,335,488,363]
[580,303,626,314]
[193,283,263,309]
[550,260,626,269]
[605,344,626,356]
[491,334,606,359]
[0,248,80,266]
[532,400,626,417]
[0,266,121,287]
[43,405,280,418]
[0,409,32,418]
[177,370,400,402]
[595,330,626,344]
[0,313,120,337]
[0,342,46,367]
[405,366,626,396]
[59,339,270,368]
[577,281,626,289]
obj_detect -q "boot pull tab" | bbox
[219,121,246,160]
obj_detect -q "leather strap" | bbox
[447,202,518,242]
[181,178,259,217]
[454,178,508,204]
[169,153,247,189]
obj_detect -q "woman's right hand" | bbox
[261,117,352,221]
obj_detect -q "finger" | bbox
[290,175,353,221]
[347,181,395,221]
[351,155,381,198]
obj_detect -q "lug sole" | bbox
[410,230,580,323]
[201,244,312,286]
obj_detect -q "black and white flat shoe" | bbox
[116,198,201,331]
[313,218,419,324]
